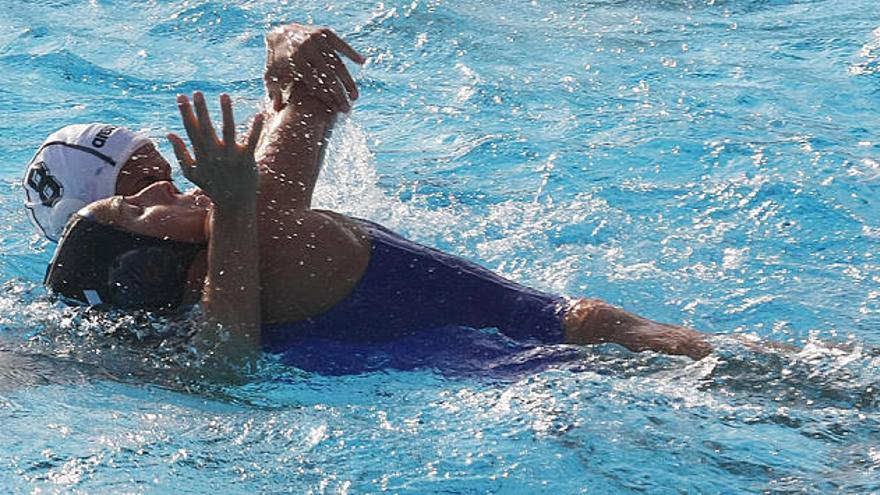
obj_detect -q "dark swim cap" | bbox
[44,214,205,311]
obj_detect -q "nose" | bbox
[138,180,179,204]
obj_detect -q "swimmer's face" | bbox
[115,143,173,196]
[83,181,212,244]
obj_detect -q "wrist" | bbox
[210,198,257,227]
[205,179,258,212]
[284,89,339,120]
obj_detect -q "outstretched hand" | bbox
[167,92,265,208]
[264,24,365,113]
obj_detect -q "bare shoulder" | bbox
[308,209,371,249]
[259,208,372,323]
[257,207,371,277]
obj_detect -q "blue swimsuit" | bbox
[262,219,568,352]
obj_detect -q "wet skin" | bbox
[115,143,173,196]
[89,180,211,244]
[79,24,714,361]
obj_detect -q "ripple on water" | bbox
[2,0,880,492]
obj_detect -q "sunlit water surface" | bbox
[1,0,879,492]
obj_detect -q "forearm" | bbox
[257,97,336,211]
[259,23,363,211]
[201,201,261,359]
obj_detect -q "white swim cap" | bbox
[22,123,152,242]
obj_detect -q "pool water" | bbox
[1,0,879,492]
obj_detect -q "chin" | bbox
[183,219,209,244]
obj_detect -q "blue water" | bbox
[2,0,880,492]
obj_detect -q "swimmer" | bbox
[41,24,713,364]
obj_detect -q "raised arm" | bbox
[257,24,365,215]
[168,92,265,364]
